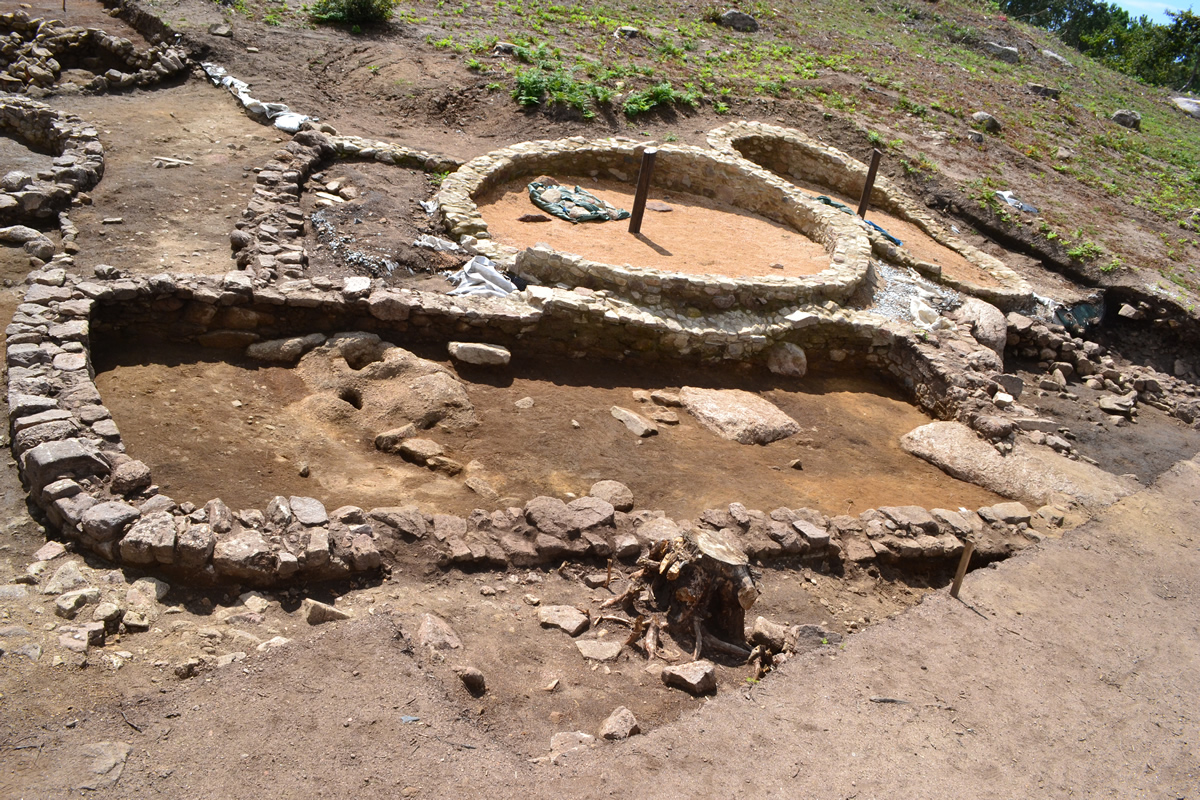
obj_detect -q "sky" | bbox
[1113,0,1193,23]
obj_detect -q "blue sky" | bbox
[1114,0,1193,23]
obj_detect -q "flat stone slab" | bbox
[679,387,799,445]
[575,638,623,661]
[611,406,658,437]
[901,421,1138,508]
[448,341,511,366]
[539,605,589,636]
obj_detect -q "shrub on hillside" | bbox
[307,0,397,26]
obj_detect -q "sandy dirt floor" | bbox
[477,177,832,278]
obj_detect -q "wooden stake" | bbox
[857,148,883,219]
[627,147,658,235]
[950,540,976,599]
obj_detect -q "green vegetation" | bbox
[1067,240,1105,261]
[999,0,1199,90]
[307,0,397,25]
[622,81,700,116]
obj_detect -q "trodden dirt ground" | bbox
[2,452,1197,798]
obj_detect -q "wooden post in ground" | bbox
[950,540,976,599]
[857,148,883,219]
[628,147,658,235]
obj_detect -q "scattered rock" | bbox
[454,665,486,695]
[645,200,672,212]
[1171,96,1200,119]
[304,598,351,624]
[679,387,799,444]
[539,605,589,636]
[716,9,759,32]
[599,706,641,740]
[971,111,1002,133]
[515,396,535,409]
[982,41,1020,63]
[589,480,634,512]
[417,614,462,650]
[611,406,658,437]
[575,638,624,661]
[518,213,551,222]
[399,438,445,465]
[661,659,717,694]
[73,742,132,791]
[448,341,511,367]
[34,541,66,561]
[1111,109,1141,130]
[1097,392,1136,417]
[43,560,87,595]
[208,22,233,37]
[989,501,1032,525]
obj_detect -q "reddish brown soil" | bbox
[785,177,1002,288]
[91,340,1002,517]
[477,178,831,278]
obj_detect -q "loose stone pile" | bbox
[0,10,187,95]
[1006,309,1200,427]
[0,95,104,226]
[707,121,1032,308]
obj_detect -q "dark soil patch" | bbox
[302,160,460,287]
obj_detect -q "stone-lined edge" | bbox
[6,265,1039,588]
[0,10,188,95]
[706,121,1033,310]
[0,94,104,225]
[436,137,874,312]
[229,130,462,281]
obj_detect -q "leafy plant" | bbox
[1067,240,1104,261]
[307,0,397,25]
[622,81,700,116]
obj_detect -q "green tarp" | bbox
[528,181,630,223]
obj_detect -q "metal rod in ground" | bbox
[628,147,658,235]
[950,540,977,599]
[857,148,883,219]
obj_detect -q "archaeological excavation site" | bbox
[2,0,1199,795]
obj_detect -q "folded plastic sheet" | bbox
[201,62,314,133]
[447,256,518,298]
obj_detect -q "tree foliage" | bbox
[999,0,1200,90]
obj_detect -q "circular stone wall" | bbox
[437,138,873,312]
[707,121,1032,309]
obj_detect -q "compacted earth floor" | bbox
[92,339,1002,517]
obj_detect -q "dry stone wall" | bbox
[0,95,104,225]
[6,261,1038,587]
[0,10,188,95]
[230,130,462,281]
[707,121,1032,309]
[437,138,873,311]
